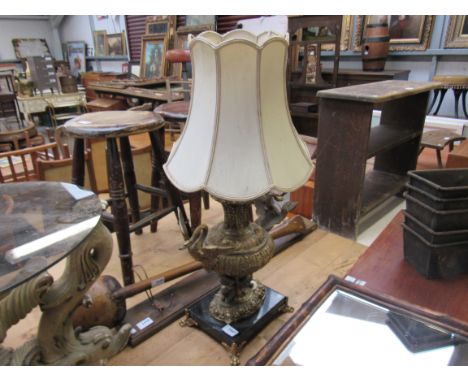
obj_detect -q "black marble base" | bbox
[186,285,289,350]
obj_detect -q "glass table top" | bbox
[0,181,102,293]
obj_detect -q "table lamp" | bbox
[164,29,313,363]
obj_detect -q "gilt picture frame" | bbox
[93,30,107,56]
[353,15,434,52]
[444,16,468,48]
[146,20,170,36]
[107,32,126,56]
[140,35,168,79]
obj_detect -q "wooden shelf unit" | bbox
[313,80,440,238]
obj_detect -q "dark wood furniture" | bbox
[322,68,410,87]
[89,84,183,108]
[246,274,468,366]
[86,97,126,112]
[80,71,129,101]
[0,72,21,126]
[287,16,342,137]
[64,111,192,286]
[313,80,440,238]
[347,211,468,325]
[419,129,465,168]
[446,139,468,168]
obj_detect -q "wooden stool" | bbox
[419,129,466,168]
[64,110,192,286]
[429,75,468,119]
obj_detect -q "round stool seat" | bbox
[154,100,190,121]
[64,110,165,138]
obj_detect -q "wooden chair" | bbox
[37,153,97,191]
[46,99,87,128]
[0,142,61,183]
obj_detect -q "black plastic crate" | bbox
[404,192,468,231]
[402,222,468,279]
[406,183,468,210]
[408,169,468,199]
[403,211,468,244]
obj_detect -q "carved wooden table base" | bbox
[0,222,131,365]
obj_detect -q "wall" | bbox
[59,15,128,73]
[0,17,56,61]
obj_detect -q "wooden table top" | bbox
[317,80,441,103]
[63,110,165,138]
[347,211,468,325]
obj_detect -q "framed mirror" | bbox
[247,276,468,366]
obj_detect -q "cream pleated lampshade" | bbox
[164,30,313,202]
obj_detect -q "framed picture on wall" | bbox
[94,30,108,56]
[107,32,126,56]
[444,16,468,48]
[146,20,170,36]
[140,35,168,79]
[353,15,434,51]
[185,15,216,27]
[66,41,86,78]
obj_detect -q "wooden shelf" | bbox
[313,80,434,238]
[367,124,421,159]
[360,170,407,215]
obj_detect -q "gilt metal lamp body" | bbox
[164,30,313,324]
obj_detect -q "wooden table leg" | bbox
[106,138,134,286]
[119,136,142,235]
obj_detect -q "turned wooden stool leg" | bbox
[106,138,134,286]
[433,88,447,115]
[188,192,202,230]
[119,136,142,235]
[71,138,85,186]
[149,130,192,239]
[202,191,210,210]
